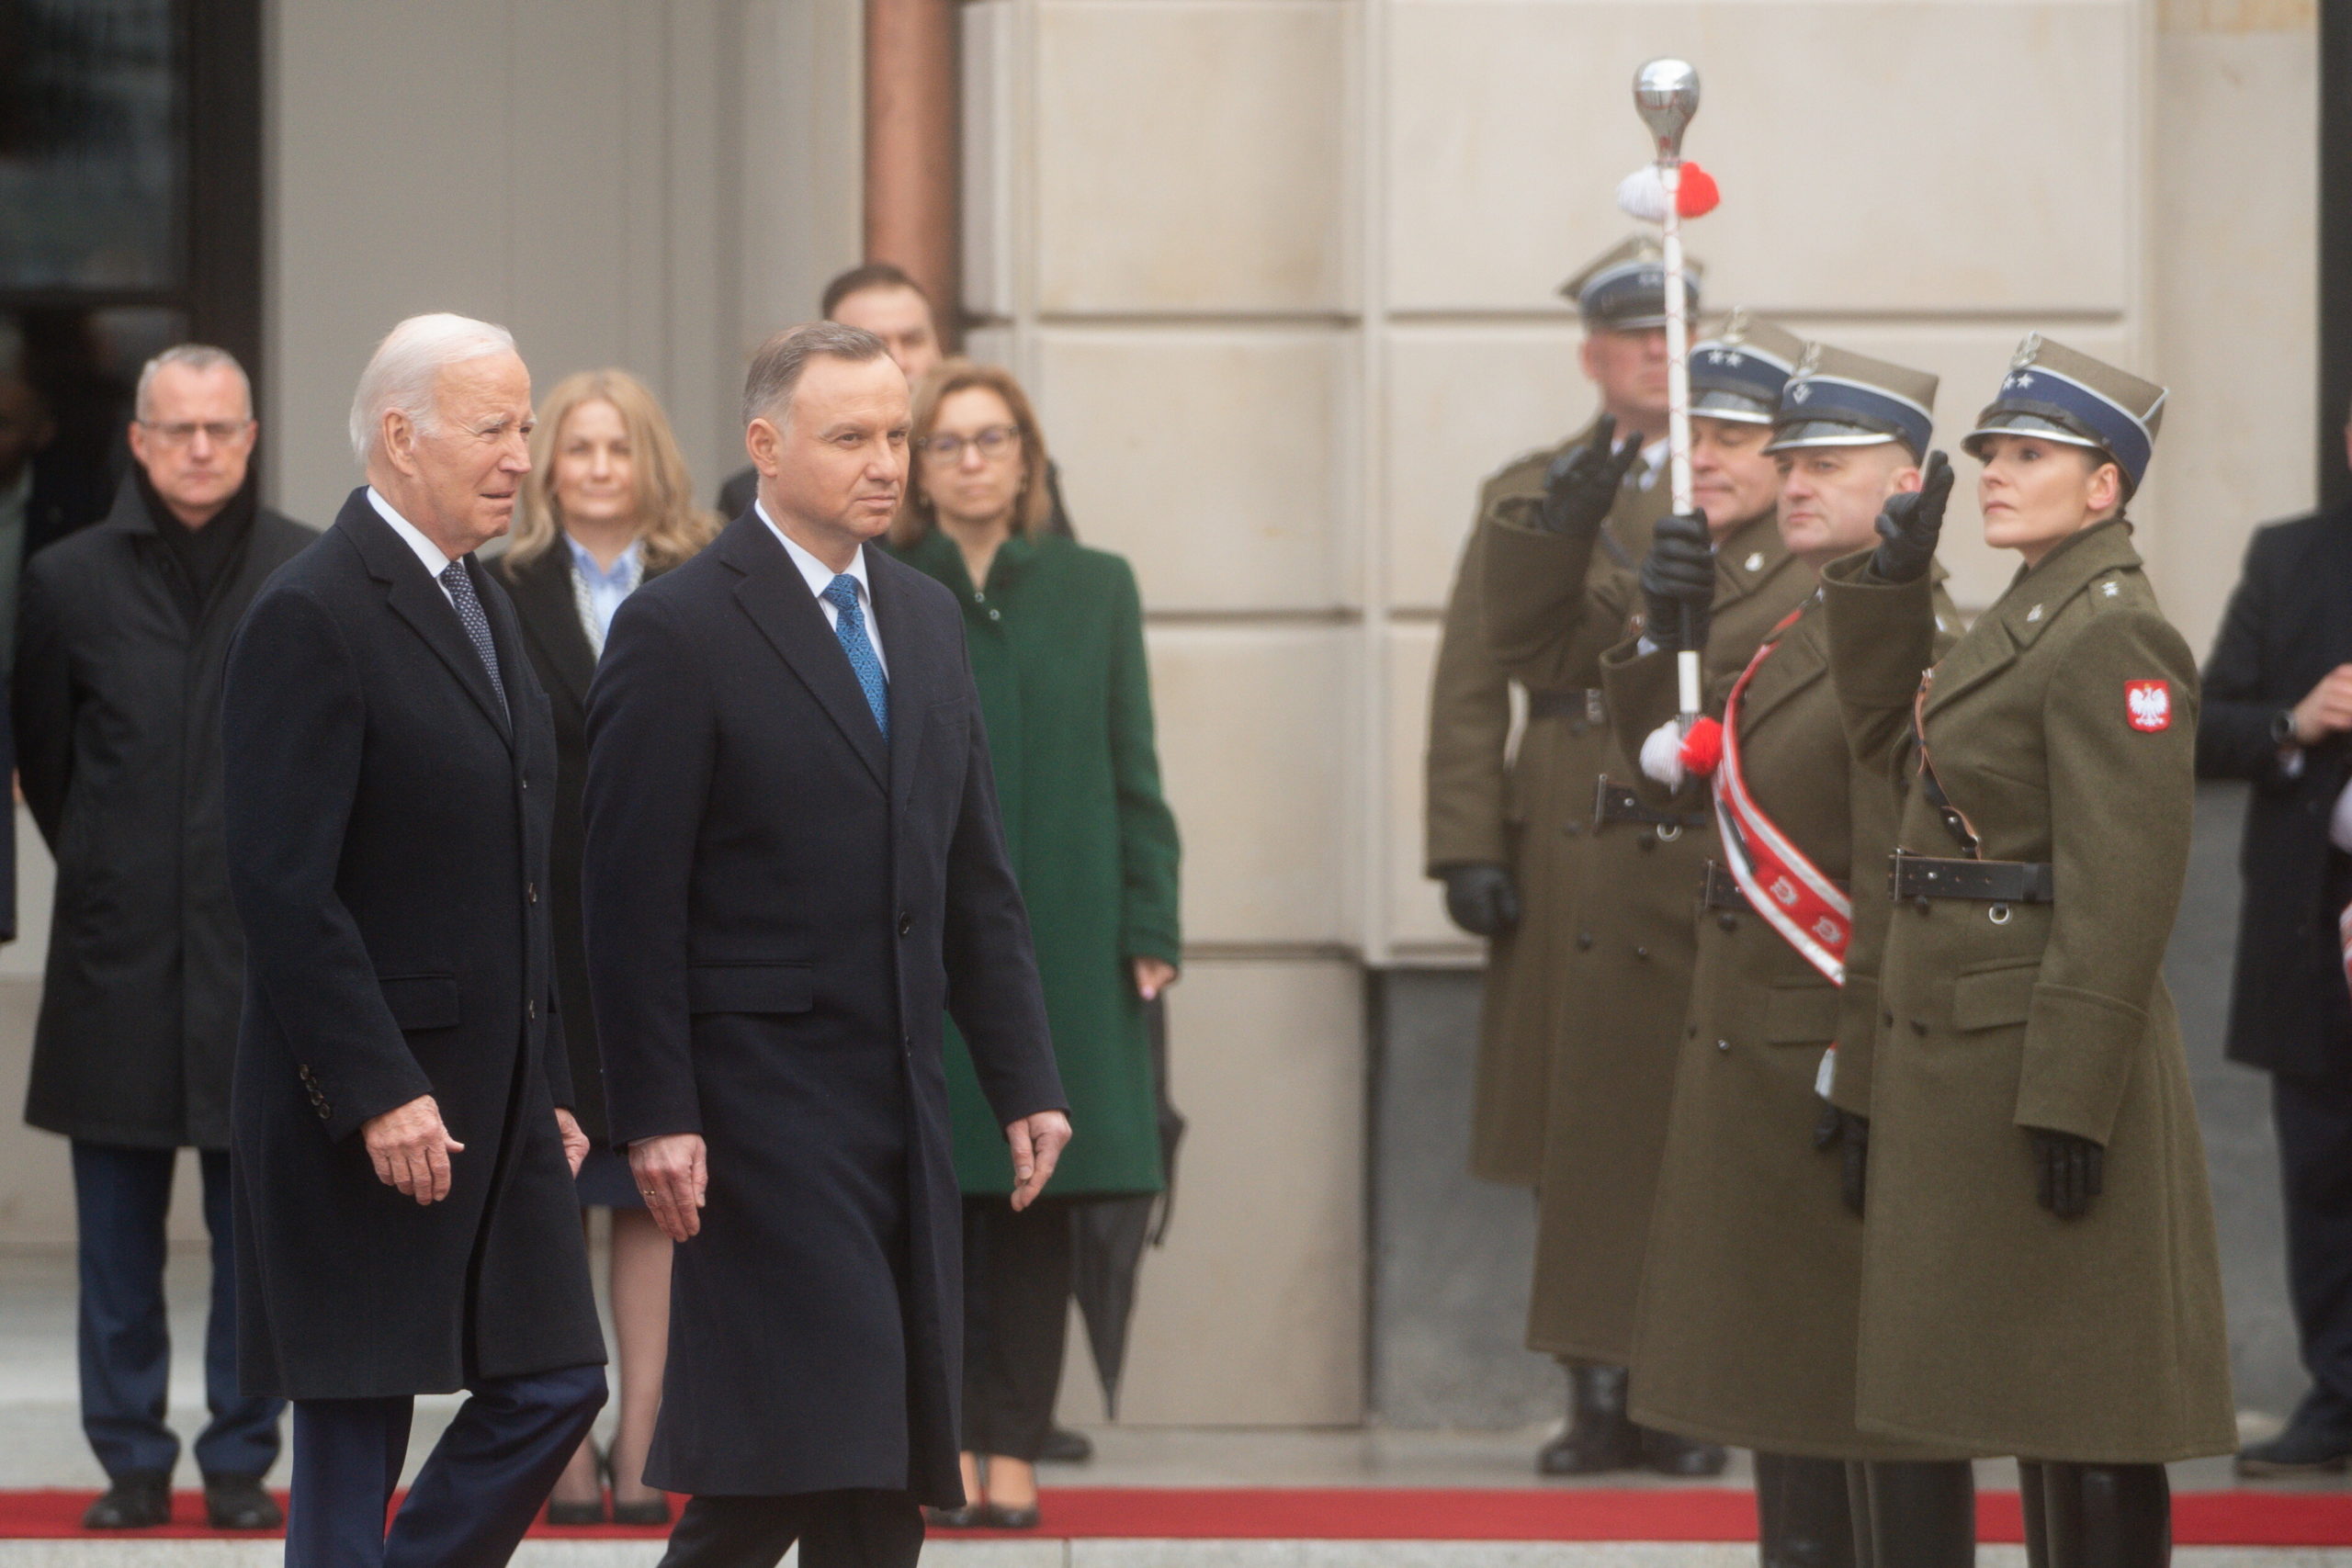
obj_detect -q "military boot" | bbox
[1537,1364,1641,1475]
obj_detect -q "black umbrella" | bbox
[1069,993,1184,1417]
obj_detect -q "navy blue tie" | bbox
[821,573,888,739]
[439,561,510,725]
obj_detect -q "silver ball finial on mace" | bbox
[1633,58,1701,164]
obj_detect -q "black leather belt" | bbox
[1529,688,1606,722]
[1889,852,2054,904]
[1595,778,1708,832]
[1700,860,1747,911]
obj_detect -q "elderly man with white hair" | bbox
[220,314,605,1568]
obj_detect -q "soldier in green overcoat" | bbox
[892,360,1182,1525]
[1481,308,1814,1478]
[1422,236,1677,1472]
[1824,338,2234,1565]
[1608,339,1979,1566]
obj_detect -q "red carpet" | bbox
[5,1486,2352,1545]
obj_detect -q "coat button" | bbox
[1577,932,1594,951]
[1717,912,1738,931]
[988,609,1001,622]
[527,999,537,1021]
[898,913,914,937]
[1716,1039,1731,1053]
[521,776,530,790]
[526,883,539,904]
[316,1101,332,1121]
[1634,945,1650,960]
[1914,897,1932,916]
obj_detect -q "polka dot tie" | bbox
[439,560,510,725]
[821,573,888,739]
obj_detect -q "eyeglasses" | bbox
[140,420,253,446]
[918,424,1021,463]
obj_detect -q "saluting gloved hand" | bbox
[1537,413,1646,538]
[1813,1100,1870,1216]
[2028,1126,2105,1220]
[1441,863,1521,938]
[1868,448,1953,584]
[1641,511,1716,652]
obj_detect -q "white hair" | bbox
[348,313,517,465]
[136,344,251,422]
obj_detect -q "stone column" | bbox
[865,0,960,347]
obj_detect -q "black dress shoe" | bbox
[1639,1427,1729,1477]
[1038,1426,1093,1464]
[610,1494,673,1527]
[2237,1420,2352,1476]
[922,1504,983,1529]
[978,1501,1041,1529]
[545,1495,607,1526]
[83,1472,172,1530]
[203,1474,283,1530]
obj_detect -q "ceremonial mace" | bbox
[1632,57,1702,721]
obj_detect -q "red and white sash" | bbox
[1710,606,1853,987]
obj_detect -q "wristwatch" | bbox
[2271,707,2300,748]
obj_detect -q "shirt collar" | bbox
[565,533,641,589]
[366,486,460,582]
[755,500,870,605]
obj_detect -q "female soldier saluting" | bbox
[1822,338,2233,1565]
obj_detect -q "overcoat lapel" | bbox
[1736,599,1829,733]
[336,493,514,748]
[868,551,934,814]
[718,516,889,792]
[505,546,598,708]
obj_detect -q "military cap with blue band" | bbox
[1763,342,1939,460]
[1558,235,1703,332]
[1962,333,2167,494]
[1689,312,1803,425]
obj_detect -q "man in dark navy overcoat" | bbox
[585,321,1069,1568]
[221,313,605,1568]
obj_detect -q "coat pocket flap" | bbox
[379,974,460,1032]
[1951,962,2039,1032]
[1763,983,1842,1044]
[687,963,814,1015]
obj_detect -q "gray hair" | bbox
[741,321,889,427]
[136,344,251,423]
[349,313,517,465]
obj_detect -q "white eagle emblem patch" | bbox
[2126,680,2171,733]
[1814,917,1844,946]
[1770,876,1800,908]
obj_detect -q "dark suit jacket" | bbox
[17,477,314,1150]
[491,541,674,1146]
[582,511,1062,1504]
[220,489,603,1399]
[2198,499,2352,1080]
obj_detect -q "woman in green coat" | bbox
[1825,338,2233,1567]
[893,359,1182,1529]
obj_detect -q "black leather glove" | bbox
[1868,448,1953,584]
[1640,511,1715,652]
[1537,413,1645,538]
[2029,1127,2105,1220]
[1440,863,1521,938]
[1813,1100,1870,1216]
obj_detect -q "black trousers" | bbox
[959,1196,1071,1461]
[2273,1071,2352,1435]
[73,1141,285,1481]
[656,1491,922,1568]
[287,1363,605,1568]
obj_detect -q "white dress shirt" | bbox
[367,486,459,606]
[756,501,887,676]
